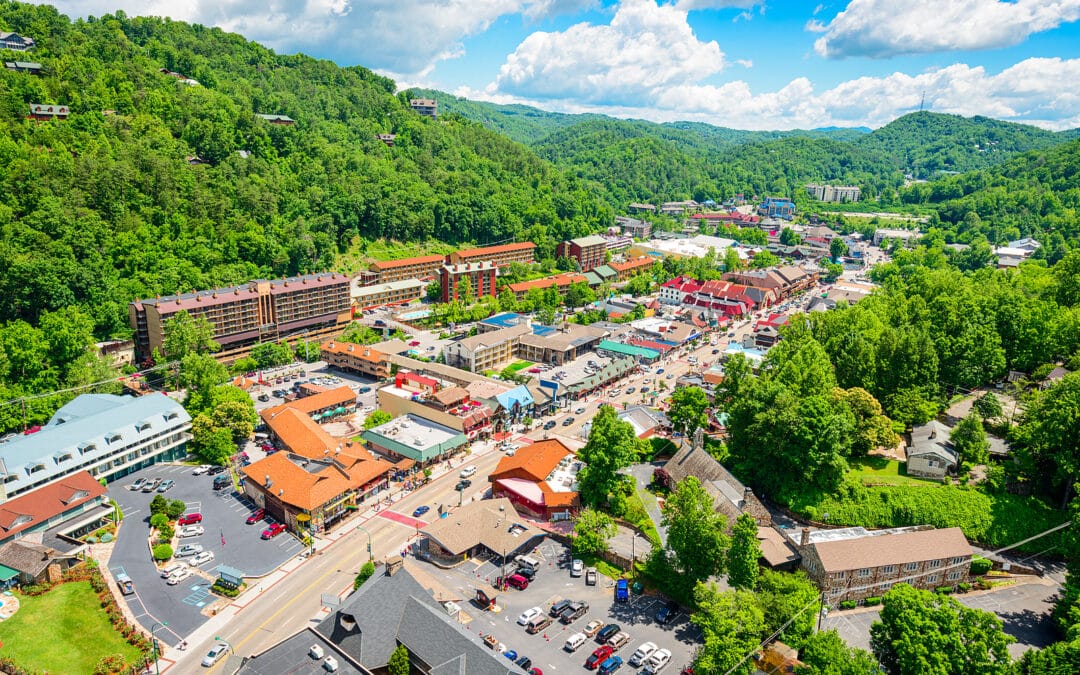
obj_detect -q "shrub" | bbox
[211,580,241,597]
[100,533,113,543]
[839,600,858,610]
[165,499,187,519]
[149,494,168,516]
[86,537,97,544]
[970,555,993,576]
[936,585,955,594]
[863,596,882,606]
[149,513,169,529]
[354,561,376,590]
[957,582,972,592]
[157,524,174,540]
[152,544,173,561]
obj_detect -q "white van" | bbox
[564,633,587,652]
[514,554,541,570]
[160,562,184,579]
[459,465,477,479]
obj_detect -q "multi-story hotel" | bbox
[367,255,445,284]
[320,341,391,380]
[440,261,497,303]
[447,242,536,267]
[351,278,426,310]
[129,273,351,363]
[557,235,607,272]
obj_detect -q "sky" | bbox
[36,0,1080,131]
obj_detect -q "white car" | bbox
[192,464,212,475]
[517,606,543,625]
[201,643,228,667]
[459,465,477,479]
[178,525,205,538]
[643,648,672,674]
[629,642,658,667]
[570,559,584,577]
[166,567,192,585]
[175,544,204,558]
[190,551,215,566]
[362,406,375,413]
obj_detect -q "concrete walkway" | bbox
[625,462,668,546]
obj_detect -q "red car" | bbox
[261,523,286,539]
[246,508,266,525]
[586,646,614,670]
[178,513,203,526]
[408,340,421,347]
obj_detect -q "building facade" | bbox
[805,184,861,203]
[321,341,390,380]
[409,98,437,118]
[0,32,34,50]
[0,394,191,501]
[130,273,352,363]
[439,261,497,303]
[27,103,67,121]
[448,242,536,267]
[557,236,607,272]
[351,278,426,310]
[368,255,444,284]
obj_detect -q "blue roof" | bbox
[531,324,556,337]
[495,385,534,411]
[480,312,527,329]
[0,394,190,495]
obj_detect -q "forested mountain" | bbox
[900,138,1080,254]
[857,111,1077,178]
[0,2,610,338]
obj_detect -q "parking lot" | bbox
[108,463,304,639]
[418,538,698,673]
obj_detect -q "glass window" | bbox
[947,571,962,581]
[903,562,918,572]
[928,559,942,569]
[882,565,897,574]
[858,568,872,578]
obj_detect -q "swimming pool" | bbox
[397,309,432,321]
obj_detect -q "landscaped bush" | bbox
[149,513,169,529]
[157,524,174,542]
[839,600,858,610]
[957,582,972,592]
[863,596,882,606]
[970,555,993,576]
[100,533,113,543]
[936,586,955,594]
[211,580,241,597]
[152,544,173,561]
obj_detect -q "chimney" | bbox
[800,528,811,547]
[265,474,272,487]
[929,428,936,440]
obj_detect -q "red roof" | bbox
[0,471,107,541]
[609,256,654,272]
[370,255,444,270]
[454,242,535,258]
[508,273,588,294]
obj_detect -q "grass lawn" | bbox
[505,361,533,374]
[849,457,937,486]
[0,581,143,673]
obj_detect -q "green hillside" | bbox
[0,2,610,337]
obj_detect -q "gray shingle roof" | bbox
[237,628,369,675]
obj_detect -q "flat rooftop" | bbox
[365,414,460,449]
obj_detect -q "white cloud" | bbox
[674,0,759,9]
[36,0,586,78]
[493,0,725,105]
[479,56,1080,130]
[735,58,753,68]
[813,0,1080,58]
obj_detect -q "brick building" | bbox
[320,341,390,380]
[350,278,426,310]
[608,256,655,281]
[367,255,445,284]
[129,273,351,363]
[557,235,607,272]
[448,242,536,267]
[439,261,497,303]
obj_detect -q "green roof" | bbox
[593,265,618,280]
[0,565,18,581]
[596,340,660,359]
[583,272,602,286]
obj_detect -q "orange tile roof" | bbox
[261,386,355,419]
[370,254,444,270]
[609,256,654,272]
[491,438,573,483]
[241,452,392,512]
[455,242,535,258]
[263,408,337,456]
[507,273,588,294]
[0,471,107,540]
[320,341,384,363]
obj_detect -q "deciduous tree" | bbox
[796,629,879,675]
[662,476,729,585]
[668,385,710,436]
[691,584,765,675]
[363,409,393,430]
[726,513,760,590]
[951,411,990,467]
[573,508,617,555]
[576,405,642,507]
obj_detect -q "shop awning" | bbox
[0,565,20,581]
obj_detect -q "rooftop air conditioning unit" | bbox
[309,645,325,659]
[323,656,339,672]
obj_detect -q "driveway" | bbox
[108,463,304,639]
[625,463,668,545]
[821,581,1060,659]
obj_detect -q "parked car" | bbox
[246,508,266,524]
[142,478,162,492]
[571,559,584,577]
[585,567,598,585]
[526,615,553,634]
[583,619,604,637]
[174,544,203,558]
[559,601,589,624]
[562,417,575,427]
[156,479,175,493]
[586,646,614,670]
[629,642,658,667]
[598,656,623,675]
[515,566,537,581]
[130,477,148,491]
[178,525,204,538]
[550,598,574,617]
[213,475,232,490]
[192,465,212,475]
[190,551,215,566]
[515,656,532,671]
[505,573,529,590]
[207,465,227,475]
[178,513,203,526]
[596,624,621,643]
[655,600,679,625]
[459,465,477,478]
[166,567,192,585]
[261,523,286,539]
[565,632,587,652]
[160,562,185,578]
[201,643,229,667]
[642,649,672,674]
[607,631,630,650]
[517,606,543,625]
[412,505,430,517]
[615,578,630,602]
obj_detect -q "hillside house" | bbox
[4,61,41,74]
[907,421,958,478]
[256,113,295,126]
[27,103,67,121]
[0,32,34,51]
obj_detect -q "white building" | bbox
[806,184,861,203]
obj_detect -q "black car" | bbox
[655,600,679,625]
[454,479,471,492]
[207,465,227,476]
[516,566,537,580]
[711,348,720,355]
[562,417,575,427]
[596,623,621,643]
[550,599,574,618]
[543,420,557,430]
[560,601,589,624]
[515,656,532,671]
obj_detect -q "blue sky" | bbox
[39,0,1080,130]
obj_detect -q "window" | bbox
[78,442,96,455]
[928,559,942,569]
[106,432,122,444]
[27,463,46,474]
[136,421,151,432]
[947,571,962,581]
[3,475,18,484]
[858,568,872,578]
[882,565,897,574]
[832,569,843,579]
[903,562,918,572]
[950,557,965,565]
[927,574,940,584]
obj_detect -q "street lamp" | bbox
[355,524,373,561]
[214,636,233,658]
[150,621,168,675]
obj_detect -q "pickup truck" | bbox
[116,572,135,595]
